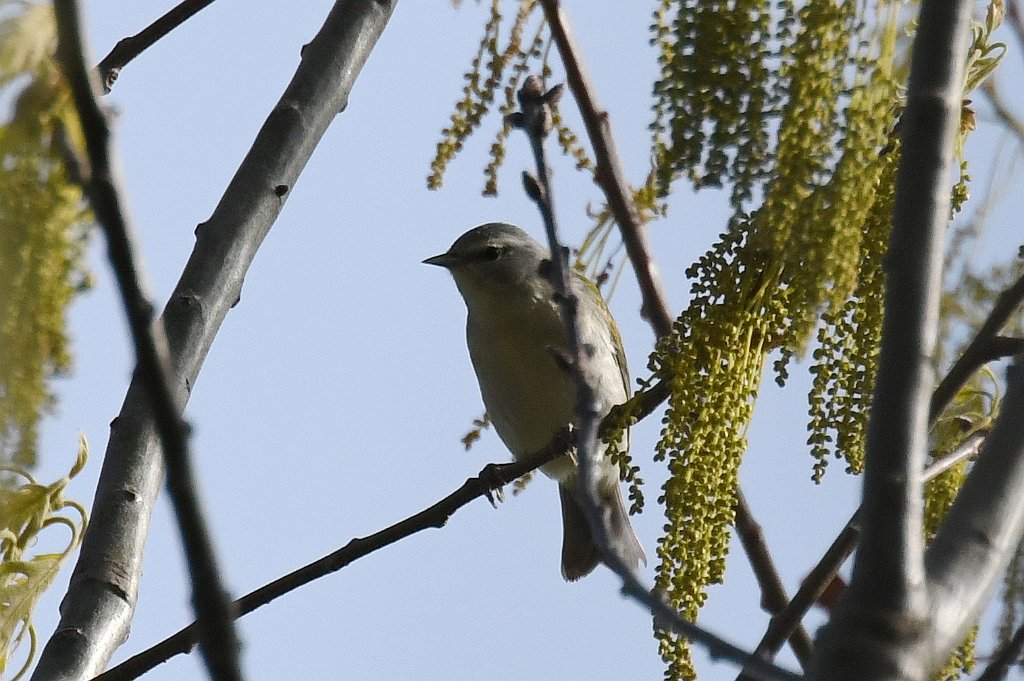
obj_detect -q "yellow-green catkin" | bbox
[649,1,899,676]
[0,435,88,680]
[651,0,773,202]
[0,1,91,472]
[429,0,558,196]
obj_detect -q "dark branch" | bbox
[747,254,1024,666]
[90,442,568,681]
[53,3,242,680]
[931,273,1024,420]
[514,73,620,581]
[1008,0,1024,71]
[743,430,987,670]
[537,0,673,338]
[976,619,1024,681]
[733,491,814,673]
[96,0,217,93]
[90,430,798,681]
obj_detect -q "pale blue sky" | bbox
[25,2,1024,680]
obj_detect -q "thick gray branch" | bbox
[924,359,1024,665]
[811,0,971,679]
[53,2,243,680]
[31,2,396,679]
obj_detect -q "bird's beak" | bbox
[422,252,459,269]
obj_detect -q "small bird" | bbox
[424,222,646,580]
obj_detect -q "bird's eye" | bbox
[481,246,503,261]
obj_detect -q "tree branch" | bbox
[91,441,570,681]
[514,73,619,581]
[979,80,1024,145]
[976,619,1024,681]
[733,491,814,673]
[96,0,217,93]
[32,2,397,679]
[537,0,673,338]
[812,0,972,676]
[930,272,1024,420]
[743,430,987,675]
[925,355,1024,665]
[53,3,241,680]
[537,0,812,666]
[1007,0,1024,70]
[90,431,799,681]
[507,74,799,681]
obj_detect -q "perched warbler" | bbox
[424,222,646,581]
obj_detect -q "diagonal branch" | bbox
[743,430,987,673]
[90,442,572,681]
[926,355,1024,664]
[511,71,797,681]
[537,0,673,339]
[53,3,241,680]
[749,246,1024,666]
[96,0,217,93]
[976,618,1024,681]
[930,271,1024,420]
[90,431,799,681]
[537,0,813,666]
[32,2,397,680]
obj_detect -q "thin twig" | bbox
[90,441,571,681]
[1008,0,1024,70]
[96,0,217,93]
[537,0,673,338]
[976,619,1024,681]
[537,0,813,666]
[931,271,1024,420]
[733,491,814,671]
[741,430,988,670]
[515,74,616,580]
[511,75,797,681]
[748,263,1024,661]
[979,80,1024,144]
[53,3,242,681]
[90,412,797,681]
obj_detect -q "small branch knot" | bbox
[514,75,562,138]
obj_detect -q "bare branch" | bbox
[87,420,796,681]
[979,80,1024,144]
[96,0,217,93]
[32,2,397,679]
[926,356,1024,663]
[744,430,987,671]
[733,491,814,673]
[976,619,1024,681]
[537,0,673,338]
[931,272,1024,420]
[514,73,616,574]
[91,441,569,681]
[1008,0,1024,70]
[52,3,241,680]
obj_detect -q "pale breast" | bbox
[465,288,628,485]
[467,299,576,460]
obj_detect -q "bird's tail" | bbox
[559,481,646,581]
